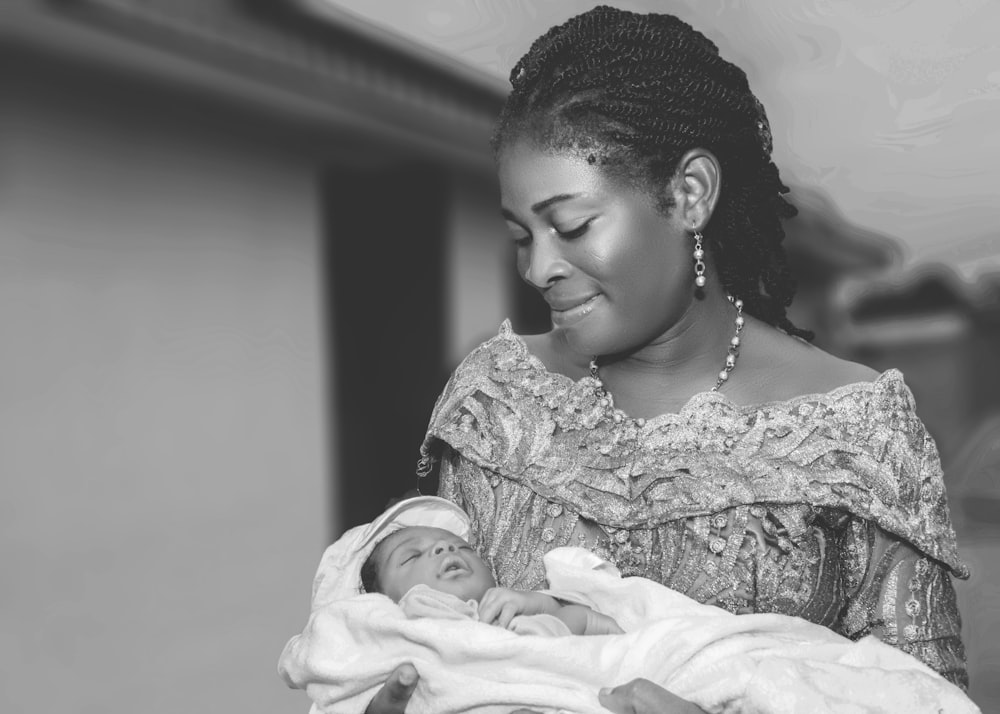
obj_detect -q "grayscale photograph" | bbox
[2,1,997,712]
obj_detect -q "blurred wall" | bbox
[0,52,331,713]
[444,172,511,365]
[0,2,511,706]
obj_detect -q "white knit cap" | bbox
[309,496,471,608]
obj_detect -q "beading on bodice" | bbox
[419,320,969,687]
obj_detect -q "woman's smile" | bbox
[549,294,601,327]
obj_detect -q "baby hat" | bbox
[309,496,471,608]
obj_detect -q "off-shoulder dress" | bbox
[418,321,969,689]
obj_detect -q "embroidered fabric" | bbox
[419,321,970,689]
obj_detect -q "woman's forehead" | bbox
[498,143,605,204]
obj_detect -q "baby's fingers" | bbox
[496,601,521,629]
[477,588,506,624]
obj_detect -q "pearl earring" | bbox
[693,231,707,288]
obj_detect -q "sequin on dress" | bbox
[418,321,970,689]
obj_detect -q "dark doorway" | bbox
[509,260,551,336]
[323,164,449,531]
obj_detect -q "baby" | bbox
[359,523,623,636]
[280,496,979,714]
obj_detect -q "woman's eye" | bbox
[556,219,592,239]
[511,233,531,247]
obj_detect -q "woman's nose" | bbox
[522,235,570,288]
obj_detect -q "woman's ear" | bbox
[669,148,721,230]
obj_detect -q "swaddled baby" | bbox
[279,497,979,714]
[360,522,622,637]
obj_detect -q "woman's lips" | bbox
[550,294,600,327]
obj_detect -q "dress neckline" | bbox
[496,319,902,427]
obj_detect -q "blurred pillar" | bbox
[324,164,449,526]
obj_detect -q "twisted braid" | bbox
[493,6,811,339]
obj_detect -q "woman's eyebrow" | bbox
[501,193,583,220]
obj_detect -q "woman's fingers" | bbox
[598,679,698,714]
[364,663,419,714]
[597,685,636,714]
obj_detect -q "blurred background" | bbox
[1,0,997,711]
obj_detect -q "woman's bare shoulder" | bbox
[738,319,880,402]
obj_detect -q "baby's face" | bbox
[374,526,495,603]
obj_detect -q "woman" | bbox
[369,6,969,713]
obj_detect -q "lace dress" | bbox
[418,321,970,689]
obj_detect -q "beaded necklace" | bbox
[588,295,745,409]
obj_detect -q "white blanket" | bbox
[279,547,978,714]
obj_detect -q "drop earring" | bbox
[693,231,707,288]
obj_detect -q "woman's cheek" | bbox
[515,248,530,282]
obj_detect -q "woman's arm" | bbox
[838,519,968,689]
[833,384,970,689]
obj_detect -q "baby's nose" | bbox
[432,542,457,555]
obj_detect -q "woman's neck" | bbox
[595,291,742,416]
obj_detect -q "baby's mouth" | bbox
[439,556,469,577]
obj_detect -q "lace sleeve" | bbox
[839,518,968,690]
[436,443,465,507]
[435,444,498,558]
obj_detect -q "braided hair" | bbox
[492,6,811,339]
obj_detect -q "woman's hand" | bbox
[364,663,419,714]
[598,679,707,714]
[513,678,706,714]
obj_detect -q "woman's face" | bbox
[497,139,694,358]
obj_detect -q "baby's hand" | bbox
[477,588,560,629]
[584,609,625,636]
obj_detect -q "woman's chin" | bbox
[555,326,614,362]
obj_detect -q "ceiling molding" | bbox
[3,0,504,171]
